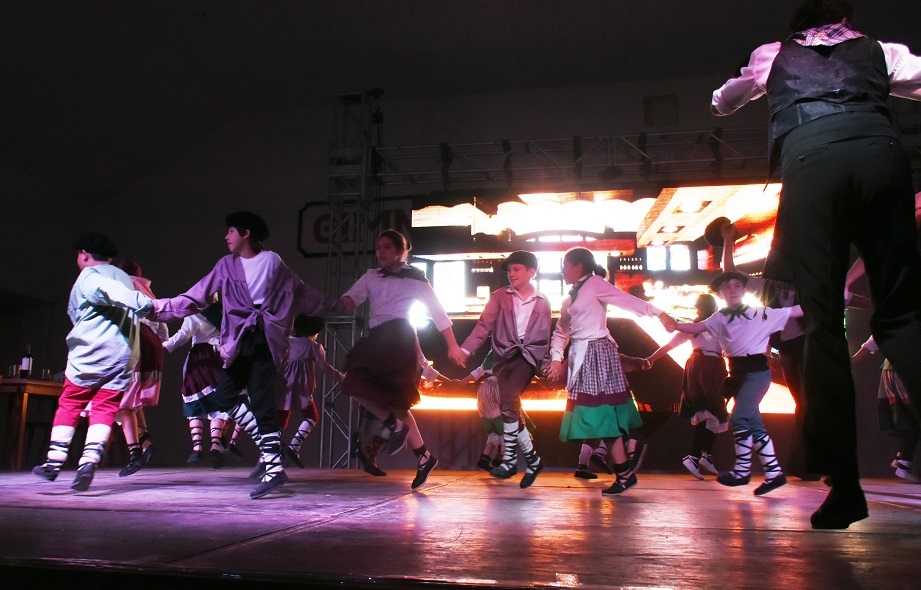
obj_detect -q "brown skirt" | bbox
[679,351,729,430]
[343,319,420,410]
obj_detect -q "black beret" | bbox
[709,271,749,293]
[704,216,732,247]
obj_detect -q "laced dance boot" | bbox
[602,462,637,495]
[752,432,787,495]
[489,421,519,479]
[517,425,543,489]
[250,433,288,499]
[119,442,146,477]
[33,433,72,482]
[717,430,753,487]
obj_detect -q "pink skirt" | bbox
[120,323,164,409]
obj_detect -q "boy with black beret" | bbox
[451,250,551,488]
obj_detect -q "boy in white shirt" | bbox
[674,271,803,496]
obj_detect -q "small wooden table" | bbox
[0,378,63,470]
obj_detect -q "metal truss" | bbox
[314,90,384,469]
[371,125,921,192]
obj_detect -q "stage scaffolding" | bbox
[370,125,920,191]
[310,95,921,468]
[310,90,385,469]
[373,127,770,191]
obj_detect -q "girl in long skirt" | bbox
[339,230,464,489]
[853,336,920,482]
[115,258,168,476]
[162,302,227,467]
[645,294,729,479]
[546,247,673,495]
[278,315,344,468]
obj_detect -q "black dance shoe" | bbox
[210,449,225,469]
[32,464,59,482]
[717,472,751,487]
[520,462,544,489]
[602,474,638,495]
[412,455,438,489]
[250,471,289,499]
[71,463,96,491]
[754,474,787,496]
[590,453,613,474]
[352,433,386,476]
[119,454,145,477]
[811,486,868,530]
[490,463,518,479]
[386,422,409,455]
[283,446,305,469]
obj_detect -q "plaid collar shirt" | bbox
[791,22,864,47]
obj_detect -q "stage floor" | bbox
[1,466,921,589]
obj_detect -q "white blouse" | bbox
[550,275,663,361]
[550,275,662,391]
[343,266,452,331]
[163,314,221,353]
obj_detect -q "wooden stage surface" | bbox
[1,467,920,589]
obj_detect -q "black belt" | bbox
[727,354,768,377]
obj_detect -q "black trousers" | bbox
[210,329,280,437]
[771,134,921,479]
[776,335,808,477]
[495,352,536,424]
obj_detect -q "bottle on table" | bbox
[19,344,32,379]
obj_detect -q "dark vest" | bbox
[766,35,891,144]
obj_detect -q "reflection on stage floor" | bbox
[1,467,920,588]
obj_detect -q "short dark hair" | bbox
[501,250,539,271]
[293,315,325,337]
[72,232,118,260]
[790,0,854,32]
[225,211,270,243]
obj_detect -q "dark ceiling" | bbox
[2,1,920,203]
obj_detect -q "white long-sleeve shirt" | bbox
[712,38,921,116]
[550,275,663,362]
[163,314,220,353]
